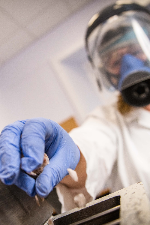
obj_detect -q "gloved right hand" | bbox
[0,118,80,198]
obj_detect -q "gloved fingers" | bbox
[0,120,26,185]
[14,170,36,196]
[35,161,64,198]
[35,143,80,198]
[21,118,57,173]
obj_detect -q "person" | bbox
[1,1,150,214]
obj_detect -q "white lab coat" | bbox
[56,102,150,212]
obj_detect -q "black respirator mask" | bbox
[85,1,150,107]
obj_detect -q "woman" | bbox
[1,1,150,213]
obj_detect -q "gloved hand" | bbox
[0,118,80,197]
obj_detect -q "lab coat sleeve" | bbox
[56,106,118,212]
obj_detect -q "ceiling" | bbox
[0,0,93,67]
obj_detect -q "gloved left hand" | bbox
[0,118,80,197]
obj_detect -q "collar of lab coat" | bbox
[124,107,150,128]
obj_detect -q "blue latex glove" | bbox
[0,118,80,197]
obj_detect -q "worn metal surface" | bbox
[116,182,150,225]
[0,181,53,225]
[49,182,150,225]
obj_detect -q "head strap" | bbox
[85,2,150,65]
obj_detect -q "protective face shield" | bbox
[85,2,150,107]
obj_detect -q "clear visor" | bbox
[88,10,150,90]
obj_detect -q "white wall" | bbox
[0,0,115,131]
